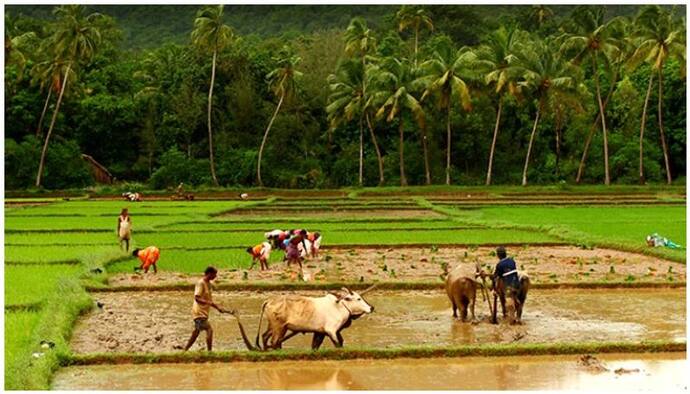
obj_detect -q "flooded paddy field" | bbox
[52,352,687,390]
[72,288,685,354]
[106,245,686,287]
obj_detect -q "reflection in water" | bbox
[53,353,687,390]
[258,367,359,390]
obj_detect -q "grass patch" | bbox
[5,245,124,264]
[5,265,85,306]
[431,204,686,262]
[4,311,41,390]
[159,220,478,232]
[63,340,686,366]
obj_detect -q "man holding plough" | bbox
[182,266,235,351]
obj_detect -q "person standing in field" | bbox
[132,246,160,274]
[183,266,233,351]
[117,208,132,252]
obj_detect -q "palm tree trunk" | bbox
[257,93,284,187]
[365,112,384,185]
[414,27,419,67]
[421,124,431,185]
[485,97,503,185]
[592,55,610,185]
[207,49,219,186]
[521,104,541,186]
[555,115,562,177]
[398,113,407,186]
[36,88,52,138]
[445,105,452,185]
[575,69,618,183]
[638,71,655,184]
[36,63,71,188]
[358,115,364,186]
[657,68,672,184]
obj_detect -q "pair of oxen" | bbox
[445,263,530,325]
[230,264,529,352]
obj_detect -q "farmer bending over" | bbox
[133,246,160,274]
[247,241,272,271]
[183,266,233,351]
[286,230,308,270]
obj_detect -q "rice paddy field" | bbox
[3,187,687,390]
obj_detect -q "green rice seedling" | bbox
[430,245,438,253]
[4,311,41,389]
[5,265,84,306]
[625,275,636,282]
[609,266,616,274]
[5,245,122,264]
[5,232,118,246]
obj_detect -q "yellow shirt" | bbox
[191,278,212,319]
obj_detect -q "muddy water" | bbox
[107,246,687,287]
[73,289,685,353]
[52,353,687,390]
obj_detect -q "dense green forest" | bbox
[4,4,686,189]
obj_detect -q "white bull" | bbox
[235,286,376,351]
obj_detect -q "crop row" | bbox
[5,311,42,389]
[5,245,123,264]
[5,265,85,307]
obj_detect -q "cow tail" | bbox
[255,301,268,351]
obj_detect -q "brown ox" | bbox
[234,286,376,351]
[491,272,530,324]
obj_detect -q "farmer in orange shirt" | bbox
[133,246,160,274]
[246,241,272,271]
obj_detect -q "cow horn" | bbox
[359,284,378,295]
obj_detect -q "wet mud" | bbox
[72,288,686,354]
[52,352,687,390]
[107,245,687,287]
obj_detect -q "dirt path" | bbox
[107,246,686,287]
[72,288,686,354]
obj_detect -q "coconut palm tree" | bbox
[573,18,631,184]
[343,17,384,185]
[257,47,302,187]
[628,5,685,184]
[191,5,234,186]
[30,56,72,139]
[417,37,472,185]
[395,5,433,67]
[561,6,621,185]
[472,25,522,185]
[515,38,580,186]
[369,56,425,186]
[5,13,38,81]
[529,5,555,28]
[35,5,103,188]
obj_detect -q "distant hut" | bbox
[81,154,114,184]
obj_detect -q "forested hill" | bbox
[6,4,651,50]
